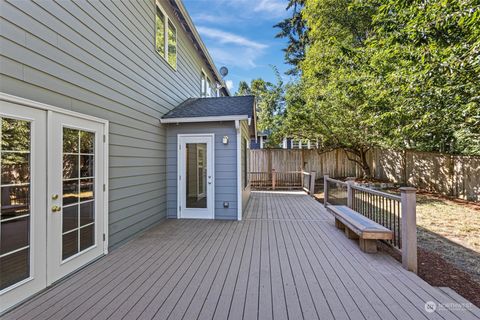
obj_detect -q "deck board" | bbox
[3,191,477,320]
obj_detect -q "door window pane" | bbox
[62,127,96,260]
[0,248,29,290]
[62,230,78,260]
[80,201,94,226]
[1,186,30,220]
[0,217,30,255]
[80,155,94,177]
[63,128,79,153]
[80,131,94,154]
[1,153,30,184]
[0,117,31,290]
[63,154,79,179]
[186,143,207,208]
[80,179,94,202]
[63,180,79,205]
[63,205,78,233]
[1,118,30,151]
[80,225,94,251]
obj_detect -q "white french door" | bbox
[47,112,106,284]
[0,103,47,312]
[178,134,214,219]
[0,99,107,313]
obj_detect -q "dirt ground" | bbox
[315,191,480,306]
[415,193,480,281]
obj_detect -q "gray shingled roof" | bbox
[162,96,255,119]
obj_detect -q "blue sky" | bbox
[183,0,292,94]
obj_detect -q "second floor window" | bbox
[156,5,177,69]
[201,71,207,97]
[201,71,219,97]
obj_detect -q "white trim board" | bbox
[236,120,242,221]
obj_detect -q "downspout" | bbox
[236,120,242,220]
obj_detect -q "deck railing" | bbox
[249,170,302,190]
[302,171,316,195]
[351,184,402,249]
[324,175,417,273]
[249,170,317,193]
[323,177,348,206]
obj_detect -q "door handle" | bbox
[52,205,61,212]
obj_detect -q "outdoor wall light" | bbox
[222,136,229,145]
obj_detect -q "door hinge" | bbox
[179,205,181,212]
[103,184,106,192]
[103,233,106,241]
[103,135,106,143]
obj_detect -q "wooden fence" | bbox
[249,149,480,201]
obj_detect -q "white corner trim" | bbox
[160,115,249,124]
[103,121,109,254]
[236,120,242,220]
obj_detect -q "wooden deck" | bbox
[4,191,479,320]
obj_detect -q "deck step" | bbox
[436,287,480,318]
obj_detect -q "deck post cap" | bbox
[399,187,416,193]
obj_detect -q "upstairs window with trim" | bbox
[201,71,207,97]
[201,70,219,97]
[156,5,177,69]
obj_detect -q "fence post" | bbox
[346,181,353,208]
[401,187,417,273]
[323,175,329,206]
[310,172,316,195]
[272,169,276,190]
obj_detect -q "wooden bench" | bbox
[326,205,393,253]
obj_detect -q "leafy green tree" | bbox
[367,0,480,155]
[235,81,251,96]
[276,0,479,178]
[237,68,286,140]
[292,0,382,177]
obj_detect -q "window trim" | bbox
[155,1,177,71]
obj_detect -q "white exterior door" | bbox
[178,134,214,219]
[48,112,106,284]
[0,98,108,313]
[0,103,47,312]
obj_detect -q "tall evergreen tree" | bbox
[274,0,308,75]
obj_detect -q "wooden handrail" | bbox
[351,184,401,201]
[323,175,417,273]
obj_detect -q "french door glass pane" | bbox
[186,143,207,208]
[0,117,31,290]
[62,127,95,260]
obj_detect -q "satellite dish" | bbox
[219,66,229,78]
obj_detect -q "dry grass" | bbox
[416,194,480,282]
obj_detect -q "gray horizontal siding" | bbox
[166,122,238,220]
[0,0,220,247]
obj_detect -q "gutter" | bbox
[160,115,250,124]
